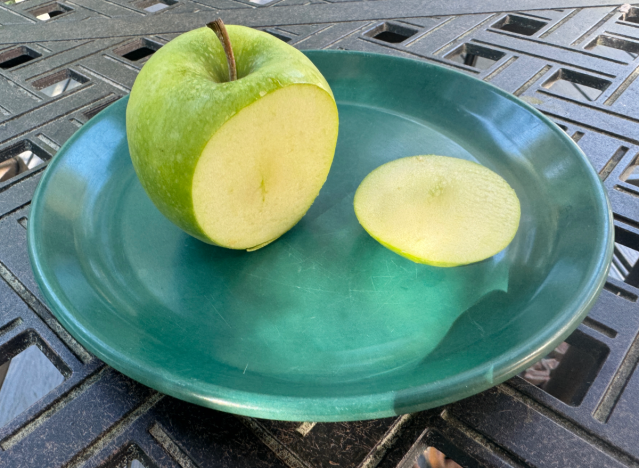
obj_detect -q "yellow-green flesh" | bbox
[192,84,338,250]
[353,155,521,267]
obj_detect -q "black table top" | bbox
[1,1,639,467]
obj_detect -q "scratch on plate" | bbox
[471,319,485,336]
[213,305,232,328]
[243,363,249,374]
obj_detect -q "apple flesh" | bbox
[126,25,338,250]
[353,155,521,267]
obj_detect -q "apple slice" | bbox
[353,155,521,267]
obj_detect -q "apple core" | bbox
[192,84,337,249]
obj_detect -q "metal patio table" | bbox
[1,1,639,467]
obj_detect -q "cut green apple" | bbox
[126,22,338,250]
[354,155,521,267]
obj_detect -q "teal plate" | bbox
[28,50,613,421]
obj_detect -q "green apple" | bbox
[126,22,339,250]
[353,155,520,267]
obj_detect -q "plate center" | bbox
[93,103,513,381]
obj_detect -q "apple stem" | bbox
[207,18,237,82]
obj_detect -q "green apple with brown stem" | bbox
[126,20,339,250]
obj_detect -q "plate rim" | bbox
[27,49,614,421]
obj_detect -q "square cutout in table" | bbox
[542,69,611,102]
[0,46,41,69]
[620,6,639,23]
[32,69,88,97]
[520,329,609,406]
[0,330,70,427]
[134,0,176,12]
[28,2,72,21]
[263,29,292,43]
[114,38,163,62]
[492,14,548,36]
[400,430,480,468]
[446,43,505,70]
[586,35,639,62]
[365,22,419,44]
[0,140,50,184]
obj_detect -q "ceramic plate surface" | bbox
[28,50,613,421]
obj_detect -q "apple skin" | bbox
[126,25,337,247]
